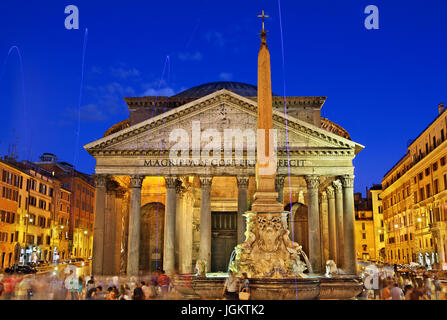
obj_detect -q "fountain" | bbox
[174,10,363,300]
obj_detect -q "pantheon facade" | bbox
[84,82,364,276]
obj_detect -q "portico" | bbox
[85,89,364,276]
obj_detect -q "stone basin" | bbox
[173,274,363,300]
[318,275,363,300]
[174,274,320,300]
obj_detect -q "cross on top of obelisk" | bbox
[257,10,269,33]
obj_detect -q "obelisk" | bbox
[229,11,308,278]
[251,10,283,214]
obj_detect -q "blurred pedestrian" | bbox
[86,286,99,300]
[239,273,250,300]
[77,276,84,300]
[2,273,22,300]
[85,278,95,299]
[158,270,171,298]
[106,286,116,300]
[390,282,404,300]
[133,282,144,300]
[434,276,442,300]
[381,280,391,300]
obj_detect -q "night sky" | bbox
[1,0,446,195]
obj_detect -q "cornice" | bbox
[86,148,356,157]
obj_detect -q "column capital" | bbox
[332,180,343,193]
[129,175,144,188]
[165,177,177,189]
[275,175,285,188]
[340,174,355,188]
[236,176,249,189]
[175,179,186,195]
[93,174,108,188]
[326,186,335,199]
[305,175,320,190]
[199,176,213,188]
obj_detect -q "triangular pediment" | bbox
[84,89,363,156]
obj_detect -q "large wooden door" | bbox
[211,212,237,273]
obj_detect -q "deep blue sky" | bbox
[1,0,446,195]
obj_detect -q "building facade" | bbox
[353,185,385,263]
[34,154,95,260]
[0,160,23,268]
[0,154,93,269]
[381,103,447,269]
[85,81,364,276]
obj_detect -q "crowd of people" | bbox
[0,268,176,300]
[360,269,444,300]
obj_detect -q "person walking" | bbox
[2,273,22,300]
[434,276,442,300]
[381,280,391,300]
[77,276,84,300]
[222,271,239,300]
[133,282,145,300]
[239,273,250,300]
[158,270,171,298]
[390,282,404,300]
[85,278,95,299]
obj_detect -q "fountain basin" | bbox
[318,276,363,300]
[174,274,363,300]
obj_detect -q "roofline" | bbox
[382,151,411,180]
[408,105,447,149]
[85,89,363,152]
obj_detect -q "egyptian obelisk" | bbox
[229,11,308,278]
[251,10,283,214]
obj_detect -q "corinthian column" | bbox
[163,177,176,273]
[320,191,329,264]
[305,175,321,274]
[92,174,107,276]
[199,176,213,272]
[333,180,344,268]
[326,186,337,261]
[236,176,249,244]
[341,174,356,274]
[127,175,144,276]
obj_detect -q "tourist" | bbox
[381,280,391,300]
[85,278,96,299]
[86,286,99,300]
[15,275,32,300]
[77,276,84,300]
[106,286,116,300]
[409,287,423,300]
[390,282,404,300]
[2,273,23,300]
[222,271,239,300]
[118,284,130,300]
[434,276,442,300]
[403,285,413,300]
[141,281,155,300]
[96,286,106,300]
[239,273,250,300]
[158,270,171,298]
[133,282,145,300]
